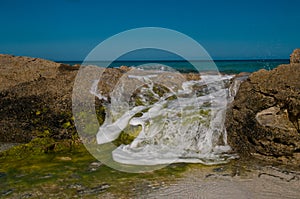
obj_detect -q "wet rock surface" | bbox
[226,50,300,165]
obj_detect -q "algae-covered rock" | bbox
[0,137,85,160]
[0,55,79,143]
[0,55,129,145]
[113,125,142,146]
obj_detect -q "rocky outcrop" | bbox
[226,51,300,165]
[0,54,62,91]
[290,49,300,63]
[0,55,80,142]
[0,55,135,143]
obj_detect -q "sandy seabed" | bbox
[144,164,300,199]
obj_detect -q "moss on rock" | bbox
[113,125,142,146]
[0,137,85,160]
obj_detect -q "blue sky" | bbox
[1,0,300,60]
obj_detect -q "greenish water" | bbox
[0,145,195,198]
[1,143,299,198]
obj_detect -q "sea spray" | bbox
[92,69,240,165]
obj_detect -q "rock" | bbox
[0,54,139,144]
[0,54,78,143]
[290,49,300,63]
[226,51,300,165]
[97,68,124,100]
[235,72,251,78]
[77,184,110,195]
[184,73,201,81]
[56,156,72,161]
[88,161,102,172]
[119,65,131,72]
[0,54,61,91]
[1,189,13,196]
[73,64,81,68]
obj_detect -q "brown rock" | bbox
[226,53,300,165]
[119,65,131,72]
[235,72,251,78]
[0,54,62,91]
[184,73,201,81]
[290,49,300,63]
[0,55,128,143]
[0,54,79,142]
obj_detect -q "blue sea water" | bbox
[60,59,289,74]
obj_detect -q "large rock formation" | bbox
[226,50,300,165]
[0,54,135,143]
[0,55,79,142]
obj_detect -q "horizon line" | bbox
[56,58,290,62]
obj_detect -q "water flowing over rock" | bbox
[2,52,300,167]
[90,68,238,166]
[226,50,300,165]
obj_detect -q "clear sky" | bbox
[1,0,300,60]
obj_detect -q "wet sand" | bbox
[144,163,300,199]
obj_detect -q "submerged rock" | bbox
[226,50,300,165]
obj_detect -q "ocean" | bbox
[60,59,289,74]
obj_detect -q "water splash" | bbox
[93,69,239,165]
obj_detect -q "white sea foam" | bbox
[90,80,107,101]
[91,70,239,165]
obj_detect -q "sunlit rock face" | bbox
[226,49,300,165]
[0,54,79,143]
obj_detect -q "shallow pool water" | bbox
[1,149,299,198]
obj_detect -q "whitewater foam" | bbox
[92,69,238,165]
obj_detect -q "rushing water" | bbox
[92,68,240,166]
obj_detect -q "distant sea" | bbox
[59,59,289,74]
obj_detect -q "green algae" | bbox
[152,84,170,97]
[0,143,246,198]
[0,119,193,197]
[0,139,76,160]
[131,83,174,107]
[112,125,142,146]
[0,143,192,198]
[95,104,105,126]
